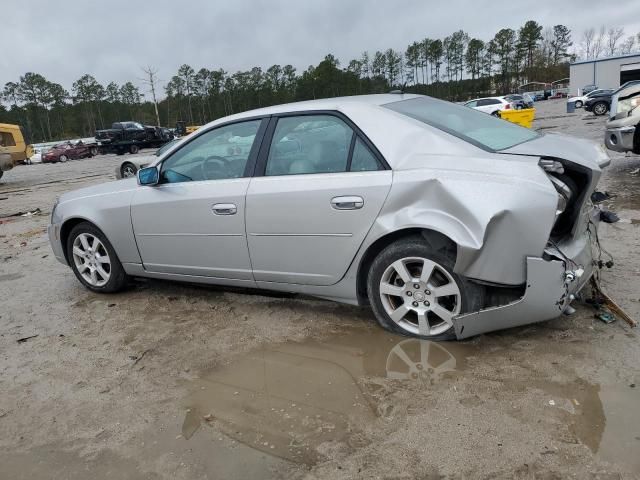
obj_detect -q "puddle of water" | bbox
[182,329,469,465]
[177,327,640,473]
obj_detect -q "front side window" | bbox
[160,120,261,183]
[265,115,353,176]
[384,97,539,151]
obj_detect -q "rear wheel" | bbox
[593,101,608,116]
[491,110,500,117]
[367,237,483,340]
[575,100,583,108]
[129,144,140,154]
[89,147,98,156]
[66,222,128,293]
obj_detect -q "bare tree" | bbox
[582,28,595,58]
[620,35,636,54]
[140,66,161,126]
[606,27,625,56]
[592,26,606,58]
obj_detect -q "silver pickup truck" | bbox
[604,81,640,154]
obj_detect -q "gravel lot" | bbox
[1,99,639,480]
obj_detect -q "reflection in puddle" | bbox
[182,330,468,465]
[179,327,639,472]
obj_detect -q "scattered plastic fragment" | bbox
[600,210,620,223]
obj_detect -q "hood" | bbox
[59,177,138,204]
[501,132,610,170]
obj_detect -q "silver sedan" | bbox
[48,94,610,340]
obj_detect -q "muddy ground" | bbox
[1,100,639,480]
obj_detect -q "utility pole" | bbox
[141,66,161,126]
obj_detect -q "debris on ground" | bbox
[591,191,614,203]
[16,334,38,343]
[595,309,616,324]
[588,278,638,328]
[0,208,42,219]
[600,210,620,223]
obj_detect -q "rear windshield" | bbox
[384,97,539,151]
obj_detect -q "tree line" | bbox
[1,20,637,143]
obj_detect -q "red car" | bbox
[42,142,96,163]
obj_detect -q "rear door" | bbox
[245,113,392,286]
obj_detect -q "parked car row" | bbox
[463,93,534,116]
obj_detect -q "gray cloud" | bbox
[3,0,640,93]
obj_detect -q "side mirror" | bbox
[137,166,159,186]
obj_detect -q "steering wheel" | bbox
[199,155,229,180]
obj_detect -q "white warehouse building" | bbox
[570,53,640,95]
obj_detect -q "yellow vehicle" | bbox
[0,123,33,180]
[175,121,201,136]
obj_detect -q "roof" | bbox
[571,52,640,66]
[202,93,423,127]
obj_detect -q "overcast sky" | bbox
[4,0,640,94]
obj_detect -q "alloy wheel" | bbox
[122,164,137,178]
[59,155,68,162]
[379,257,461,337]
[594,103,607,115]
[71,233,111,287]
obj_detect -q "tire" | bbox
[491,111,500,117]
[367,236,484,341]
[116,149,125,156]
[66,222,128,293]
[59,155,68,163]
[120,162,138,178]
[574,100,583,108]
[593,101,608,116]
[130,145,140,154]
[90,147,98,156]
[0,170,3,180]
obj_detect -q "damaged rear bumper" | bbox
[453,230,594,339]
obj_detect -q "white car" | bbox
[463,97,514,116]
[568,89,613,109]
[26,148,43,164]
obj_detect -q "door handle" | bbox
[212,203,237,215]
[331,196,364,210]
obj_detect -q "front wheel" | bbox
[593,102,608,116]
[120,162,138,178]
[574,100,583,108]
[59,155,68,163]
[367,237,483,340]
[66,222,128,293]
[491,111,500,117]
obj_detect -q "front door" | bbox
[131,118,266,280]
[246,114,392,286]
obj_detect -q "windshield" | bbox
[155,139,179,156]
[384,97,539,151]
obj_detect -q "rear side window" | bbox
[350,138,381,172]
[385,97,539,151]
[266,115,353,176]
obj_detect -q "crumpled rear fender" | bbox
[371,164,558,285]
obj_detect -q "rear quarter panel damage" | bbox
[369,154,558,286]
